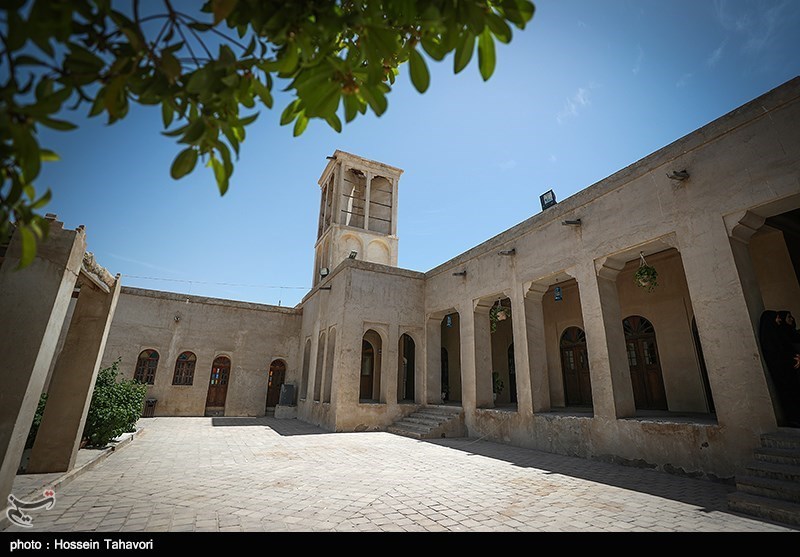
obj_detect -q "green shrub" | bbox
[82,358,147,448]
[25,392,48,450]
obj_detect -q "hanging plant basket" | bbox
[634,253,658,293]
[489,302,511,333]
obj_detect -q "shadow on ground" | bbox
[210,416,328,436]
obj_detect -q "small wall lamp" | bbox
[667,169,690,181]
[319,267,329,277]
[562,219,582,226]
[498,248,516,256]
[452,270,467,277]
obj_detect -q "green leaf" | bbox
[477,29,496,81]
[293,114,308,136]
[487,13,513,43]
[454,31,475,74]
[30,189,52,210]
[212,0,238,25]
[39,149,59,162]
[252,78,273,109]
[325,113,342,133]
[11,126,40,182]
[408,49,430,94]
[279,100,300,126]
[170,148,198,180]
[210,157,229,195]
[343,94,359,123]
[181,118,205,144]
[17,226,36,270]
[161,101,174,128]
[361,85,388,116]
[38,117,77,131]
[159,51,182,82]
[236,113,259,126]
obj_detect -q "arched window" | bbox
[134,349,159,384]
[172,351,197,385]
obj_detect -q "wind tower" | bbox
[312,151,403,286]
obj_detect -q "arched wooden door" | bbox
[560,327,592,407]
[205,356,231,412]
[266,359,286,409]
[360,340,374,400]
[623,316,667,410]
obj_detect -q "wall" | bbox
[100,288,302,417]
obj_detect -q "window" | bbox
[172,351,197,385]
[134,349,159,384]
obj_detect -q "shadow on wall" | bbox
[210,417,328,436]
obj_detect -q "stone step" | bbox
[393,420,435,434]
[728,492,800,528]
[419,405,463,415]
[761,431,800,450]
[415,409,462,420]
[735,474,800,503]
[754,446,800,467]
[404,415,448,427]
[387,425,423,439]
[744,460,800,483]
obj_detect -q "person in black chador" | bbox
[778,310,800,356]
[761,310,800,427]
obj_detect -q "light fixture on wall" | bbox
[540,189,557,210]
[348,251,358,259]
[319,267,329,277]
[498,248,516,256]
[562,218,582,226]
[174,314,181,322]
[554,286,563,302]
[452,270,467,277]
[667,169,690,181]
[319,286,332,290]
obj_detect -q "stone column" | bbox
[381,327,399,404]
[27,276,121,473]
[726,211,767,334]
[524,283,551,413]
[472,304,494,409]
[574,260,636,420]
[457,303,478,415]
[390,178,399,236]
[0,221,85,505]
[507,285,534,416]
[364,172,372,231]
[678,218,776,432]
[425,315,443,404]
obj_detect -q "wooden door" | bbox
[205,356,231,409]
[624,316,667,410]
[561,327,592,407]
[360,340,374,400]
[266,359,286,408]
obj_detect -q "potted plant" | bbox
[492,372,504,401]
[634,253,658,293]
[489,303,511,333]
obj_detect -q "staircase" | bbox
[388,406,465,440]
[727,429,800,528]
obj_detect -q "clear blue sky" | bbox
[35,0,800,307]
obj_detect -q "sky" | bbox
[32,0,800,308]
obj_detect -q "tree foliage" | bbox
[0,0,535,266]
[82,357,147,448]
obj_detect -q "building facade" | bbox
[4,77,799,497]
